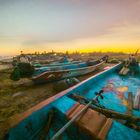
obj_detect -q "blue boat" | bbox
[3,63,140,140]
[10,56,107,83]
[32,59,105,84]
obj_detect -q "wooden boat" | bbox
[32,58,105,84]
[2,63,140,140]
[10,56,107,82]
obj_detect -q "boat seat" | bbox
[66,103,113,140]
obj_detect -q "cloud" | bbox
[95,23,140,42]
[22,37,64,46]
[19,22,140,50]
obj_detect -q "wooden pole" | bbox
[89,104,140,123]
[71,94,140,123]
[126,92,133,115]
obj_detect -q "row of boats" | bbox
[11,56,108,84]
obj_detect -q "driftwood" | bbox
[70,94,140,123]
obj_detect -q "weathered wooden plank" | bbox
[126,92,133,115]
[67,105,112,140]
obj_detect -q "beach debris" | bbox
[12,92,24,97]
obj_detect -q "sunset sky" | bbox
[0,0,140,56]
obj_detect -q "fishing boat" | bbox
[10,56,107,82]
[3,63,140,140]
[32,57,107,84]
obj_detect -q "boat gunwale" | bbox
[3,62,121,133]
[32,61,105,79]
[35,60,90,70]
[36,60,82,67]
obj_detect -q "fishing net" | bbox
[10,63,35,81]
[10,66,21,81]
[18,63,34,77]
